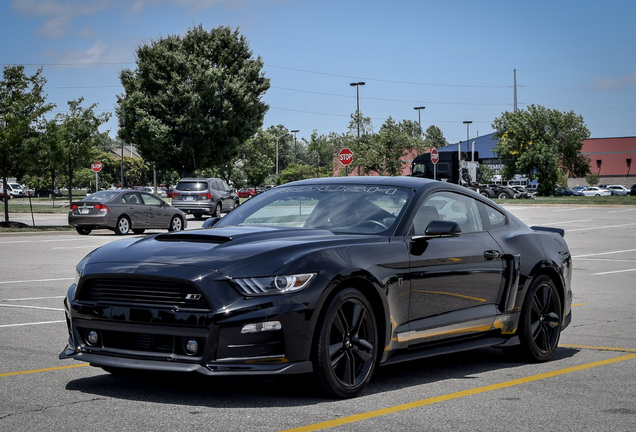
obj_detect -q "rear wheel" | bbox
[193,211,203,220]
[168,215,183,232]
[212,202,222,217]
[132,229,145,234]
[76,227,92,235]
[515,275,562,362]
[312,288,378,398]
[114,216,131,235]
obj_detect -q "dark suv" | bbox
[171,178,239,219]
[631,184,636,196]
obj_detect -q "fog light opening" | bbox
[185,339,199,356]
[86,330,99,346]
[241,320,282,334]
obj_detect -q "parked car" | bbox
[34,187,63,198]
[511,185,535,199]
[580,187,611,197]
[554,187,584,196]
[171,178,239,218]
[68,190,186,235]
[61,176,572,398]
[237,188,257,198]
[604,185,630,196]
[631,184,636,196]
[140,186,167,198]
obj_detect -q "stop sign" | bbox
[91,161,102,173]
[339,148,353,166]
[430,148,439,165]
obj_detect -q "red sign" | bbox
[339,148,353,166]
[430,148,439,165]
[91,161,103,173]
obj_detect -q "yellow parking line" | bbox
[559,343,636,353]
[0,363,89,378]
[281,353,636,432]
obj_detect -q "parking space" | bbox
[1,205,635,431]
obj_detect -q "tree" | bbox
[240,129,276,186]
[117,25,270,177]
[492,105,590,196]
[25,118,64,204]
[355,117,426,176]
[0,65,54,222]
[424,125,449,148]
[57,98,111,202]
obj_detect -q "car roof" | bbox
[283,176,441,192]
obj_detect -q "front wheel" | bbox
[515,275,562,362]
[168,215,183,232]
[212,202,222,217]
[312,288,378,398]
[114,216,131,235]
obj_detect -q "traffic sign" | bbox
[430,148,439,165]
[91,161,102,173]
[339,148,353,166]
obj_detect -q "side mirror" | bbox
[202,217,220,228]
[413,220,461,240]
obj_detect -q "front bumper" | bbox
[60,274,320,376]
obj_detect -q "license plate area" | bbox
[80,207,91,214]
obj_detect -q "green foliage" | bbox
[585,173,599,186]
[424,125,449,149]
[492,105,590,196]
[117,25,270,177]
[279,163,316,184]
[56,98,111,202]
[1,65,54,221]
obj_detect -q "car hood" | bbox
[83,225,387,277]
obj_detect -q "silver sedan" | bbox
[68,190,187,235]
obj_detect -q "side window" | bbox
[141,193,162,206]
[413,191,483,235]
[220,180,230,192]
[477,201,507,230]
[211,180,221,191]
[122,193,140,205]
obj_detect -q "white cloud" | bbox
[45,39,131,66]
[592,72,636,90]
[10,0,111,37]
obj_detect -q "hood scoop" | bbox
[155,232,232,244]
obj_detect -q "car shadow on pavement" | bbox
[63,346,580,406]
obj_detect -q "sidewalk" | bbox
[4,213,68,227]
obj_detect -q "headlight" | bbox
[232,273,316,296]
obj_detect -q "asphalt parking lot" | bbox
[1,206,635,431]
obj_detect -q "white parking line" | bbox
[0,304,64,311]
[567,223,636,232]
[0,278,74,285]
[0,320,65,328]
[573,248,636,258]
[609,208,636,213]
[0,296,64,302]
[592,268,636,276]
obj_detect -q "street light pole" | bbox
[291,129,299,149]
[414,106,426,136]
[461,121,472,185]
[349,82,365,137]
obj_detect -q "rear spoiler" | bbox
[531,226,564,237]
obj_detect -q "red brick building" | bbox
[575,136,636,187]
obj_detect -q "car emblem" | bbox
[185,294,201,300]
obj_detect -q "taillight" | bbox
[173,193,181,199]
[199,192,213,200]
[70,204,78,211]
[94,204,109,212]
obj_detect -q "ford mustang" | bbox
[60,176,572,397]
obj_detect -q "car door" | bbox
[404,191,505,346]
[140,192,171,228]
[121,192,147,228]
[216,180,234,212]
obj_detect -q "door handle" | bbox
[484,250,501,260]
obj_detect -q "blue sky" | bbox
[2,0,635,145]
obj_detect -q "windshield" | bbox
[217,184,413,235]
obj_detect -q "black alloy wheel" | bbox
[312,288,378,398]
[516,275,562,362]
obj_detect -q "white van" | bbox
[0,182,26,198]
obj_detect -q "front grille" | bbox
[78,277,210,309]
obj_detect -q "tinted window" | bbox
[413,191,483,235]
[176,181,208,191]
[477,201,507,230]
[122,193,141,205]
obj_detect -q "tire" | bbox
[76,227,92,235]
[497,191,509,199]
[312,288,378,398]
[515,275,562,362]
[212,202,222,217]
[132,229,145,234]
[168,215,183,232]
[114,216,131,235]
[232,200,240,210]
[193,211,203,220]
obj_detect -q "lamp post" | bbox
[460,121,472,185]
[291,129,299,149]
[350,82,365,137]
[414,106,426,136]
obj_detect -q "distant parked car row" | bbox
[554,185,634,197]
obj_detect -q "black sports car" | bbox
[60,176,572,398]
